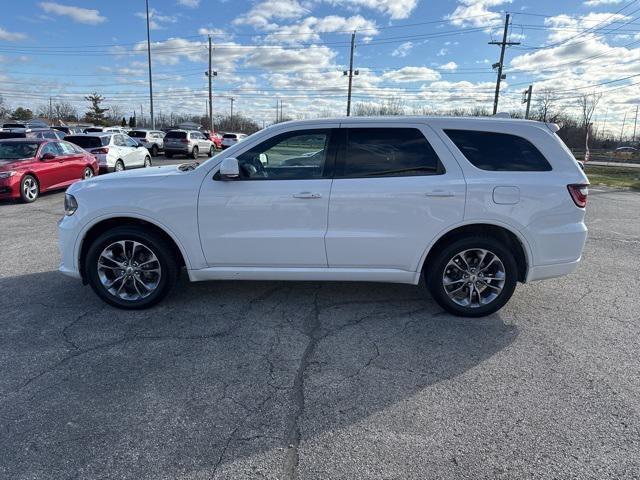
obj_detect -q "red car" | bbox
[0,138,98,203]
[205,131,222,149]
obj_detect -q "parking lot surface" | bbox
[1,183,639,479]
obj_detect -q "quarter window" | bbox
[444,130,552,171]
[235,129,331,180]
[339,128,443,177]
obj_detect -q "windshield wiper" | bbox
[178,161,199,171]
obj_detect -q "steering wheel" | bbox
[242,155,267,178]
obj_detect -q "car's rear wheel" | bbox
[191,146,199,159]
[85,226,179,309]
[82,166,94,179]
[20,175,39,203]
[208,146,215,157]
[144,156,152,167]
[115,160,125,172]
[150,144,158,157]
[425,236,517,317]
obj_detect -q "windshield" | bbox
[128,131,147,138]
[0,142,39,160]
[65,136,108,149]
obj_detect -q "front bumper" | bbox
[0,177,20,199]
[58,214,82,280]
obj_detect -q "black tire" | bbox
[82,166,94,179]
[115,160,125,172]
[191,146,199,159]
[208,146,215,157]
[424,235,518,317]
[85,226,179,309]
[144,156,152,167]
[165,152,173,158]
[20,174,39,203]
[150,144,158,157]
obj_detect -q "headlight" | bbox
[64,194,78,216]
[0,171,16,179]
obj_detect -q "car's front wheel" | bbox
[425,236,517,317]
[20,174,39,203]
[85,226,179,309]
[144,156,152,167]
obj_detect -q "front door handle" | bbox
[292,192,322,199]
[425,190,455,197]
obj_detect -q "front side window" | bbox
[235,129,331,180]
[444,130,552,171]
[113,135,126,147]
[39,143,58,157]
[339,128,443,177]
[58,141,77,155]
[125,136,138,148]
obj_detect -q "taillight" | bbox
[92,147,109,154]
[567,184,588,208]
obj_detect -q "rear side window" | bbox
[66,136,107,149]
[223,134,238,139]
[339,128,443,177]
[444,130,552,172]
[129,130,147,138]
[165,131,187,139]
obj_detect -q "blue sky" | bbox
[1,0,639,134]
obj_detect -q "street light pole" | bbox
[145,0,155,129]
[230,97,235,127]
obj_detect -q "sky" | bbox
[1,0,640,136]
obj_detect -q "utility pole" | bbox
[145,0,155,129]
[49,96,53,122]
[601,107,608,139]
[522,85,533,119]
[279,100,283,122]
[229,97,235,127]
[633,105,638,143]
[206,36,217,132]
[489,14,520,115]
[140,104,144,126]
[619,111,627,144]
[344,32,359,116]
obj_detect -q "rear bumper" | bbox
[526,259,581,282]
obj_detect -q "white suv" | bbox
[65,133,152,173]
[59,117,589,316]
[164,130,215,159]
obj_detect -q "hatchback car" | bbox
[128,129,165,157]
[0,138,98,203]
[65,133,152,173]
[59,117,589,317]
[163,130,215,158]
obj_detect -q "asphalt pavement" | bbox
[0,180,639,479]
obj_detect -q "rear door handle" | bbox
[425,190,455,197]
[292,192,322,199]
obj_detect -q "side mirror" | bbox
[259,153,269,165]
[219,157,240,180]
[41,152,56,161]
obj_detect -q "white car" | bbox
[59,117,589,316]
[65,133,152,173]
[221,132,247,149]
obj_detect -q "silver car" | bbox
[128,129,165,157]
[163,130,215,159]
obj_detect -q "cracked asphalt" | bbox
[1,186,639,479]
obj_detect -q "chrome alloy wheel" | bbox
[22,177,38,201]
[83,167,94,179]
[442,248,506,309]
[97,240,162,301]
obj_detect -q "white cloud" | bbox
[392,41,413,57]
[382,66,441,83]
[198,27,227,36]
[439,61,458,71]
[446,0,510,28]
[135,9,177,30]
[321,0,418,20]
[234,0,308,29]
[584,0,623,5]
[177,0,200,7]
[437,48,448,56]
[264,15,378,44]
[0,27,27,41]
[246,45,337,71]
[39,2,106,24]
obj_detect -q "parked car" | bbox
[65,133,152,173]
[614,146,638,154]
[53,126,84,135]
[221,132,247,149]
[128,129,165,157]
[2,120,49,130]
[0,128,65,140]
[59,117,589,316]
[204,131,223,149]
[163,130,215,159]
[0,138,98,203]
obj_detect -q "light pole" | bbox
[145,0,155,129]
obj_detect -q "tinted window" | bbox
[125,136,138,147]
[84,127,103,133]
[444,130,552,172]
[235,129,331,180]
[58,141,77,154]
[0,142,39,159]
[223,134,237,139]
[0,132,26,139]
[129,130,147,138]
[66,136,107,149]
[165,131,187,139]
[340,128,442,177]
[40,143,58,157]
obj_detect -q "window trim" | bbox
[334,126,446,179]
[215,128,338,181]
[443,129,553,172]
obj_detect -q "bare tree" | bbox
[106,104,124,125]
[0,95,10,120]
[578,92,601,129]
[534,88,556,122]
[53,101,78,122]
[353,97,405,116]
